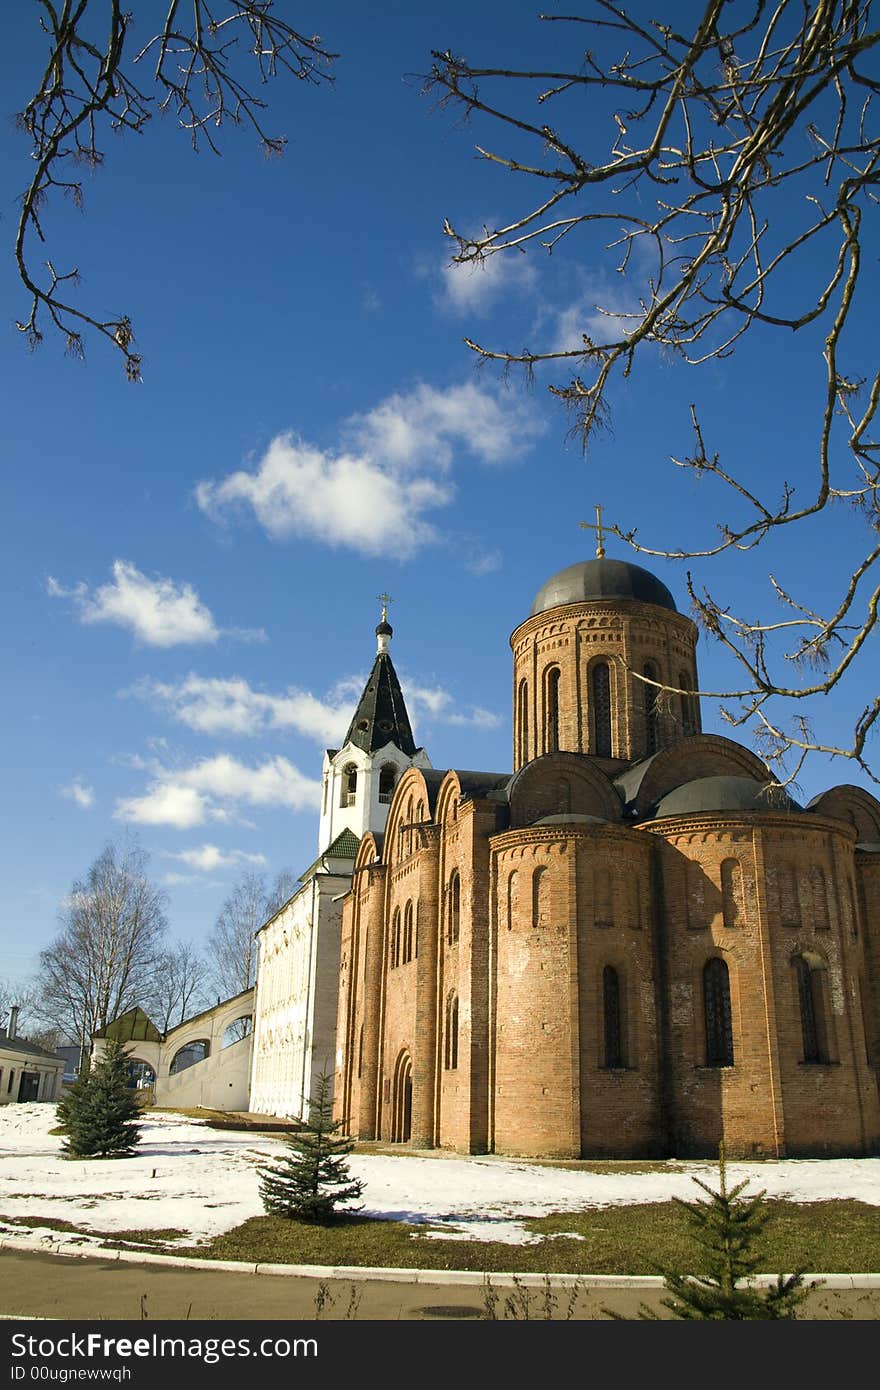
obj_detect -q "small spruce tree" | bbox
[258,1070,363,1224]
[655,1143,811,1319]
[55,1038,142,1158]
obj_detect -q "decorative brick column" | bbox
[411,824,441,1148]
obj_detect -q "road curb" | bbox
[1,1235,877,1288]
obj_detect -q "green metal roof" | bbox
[298,828,360,883]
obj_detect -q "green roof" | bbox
[94,1007,162,1044]
[298,829,360,883]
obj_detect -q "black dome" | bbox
[651,776,801,819]
[530,558,677,616]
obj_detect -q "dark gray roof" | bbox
[530,558,678,617]
[650,776,801,819]
[343,651,416,756]
[0,1035,65,1063]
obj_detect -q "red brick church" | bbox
[333,554,880,1158]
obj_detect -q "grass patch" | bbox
[0,1213,187,1246]
[170,1199,879,1275]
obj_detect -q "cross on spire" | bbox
[377,592,393,623]
[580,504,607,559]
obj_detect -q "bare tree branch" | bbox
[14,1,336,378]
[426,0,880,778]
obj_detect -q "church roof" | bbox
[530,558,677,617]
[342,650,417,756]
[649,775,801,819]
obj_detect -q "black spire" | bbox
[342,624,416,756]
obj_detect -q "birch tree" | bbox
[39,841,168,1064]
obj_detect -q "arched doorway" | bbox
[392,1050,412,1143]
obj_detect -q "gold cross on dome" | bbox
[580,503,606,558]
[377,592,393,623]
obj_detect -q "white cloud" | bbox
[60,780,94,809]
[114,754,322,829]
[45,561,256,648]
[128,674,355,744]
[128,670,503,746]
[195,381,544,559]
[464,548,502,577]
[424,232,538,315]
[404,681,503,733]
[164,844,267,873]
[116,783,208,829]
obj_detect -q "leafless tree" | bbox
[205,869,266,1001]
[427,1,880,784]
[0,980,43,1038]
[143,941,209,1032]
[38,840,169,1064]
[264,866,297,917]
[14,1,336,379]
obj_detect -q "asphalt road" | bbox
[0,1248,877,1322]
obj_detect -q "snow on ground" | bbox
[0,1103,878,1254]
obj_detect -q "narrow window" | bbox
[448,870,461,945]
[679,670,695,735]
[517,678,529,763]
[544,666,560,753]
[603,966,623,1068]
[532,865,550,928]
[810,866,829,929]
[390,908,401,969]
[720,858,745,929]
[506,870,518,931]
[378,764,396,804]
[794,955,828,1063]
[340,763,357,808]
[445,994,459,1070]
[778,862,800,928]
[403,901,414,964]
[591,662,612,757]
[644,662,660,756]
[7,1070,14,1094]
[594,865,613,928]
[688,860,709,930]
[357,1023,364,1078]
[704,958,734,1067]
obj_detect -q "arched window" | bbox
[532,865,550,928]
[544,666,561,753]
[444,994,459,1070]
[390,907,401,969]
[720,858,745,929]
[643,662,660,756]
[591,662,612,757]
[169,1040,210,1074]
[517,679,529,763]
[594,865,613,928]
[448,870,461,945]
[506,871,518,931]
[403,901,414,964]
[778,861,800,928]
[794,955,828,1063]
[378,764,396,804]
[603,966,623,1069]
[340,763,357,808]
[810,866,829,929]
[405,795,414,855]
[704,958,734,1067]
[679,670,696,735]
[687,859,709,930]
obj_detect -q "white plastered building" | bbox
[248,616,430,1119]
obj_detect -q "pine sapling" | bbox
[56,1037,141,1158]
[258,1070,363,1224]
[656,1143,811,1319]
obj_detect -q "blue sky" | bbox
[3,2,877,992]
